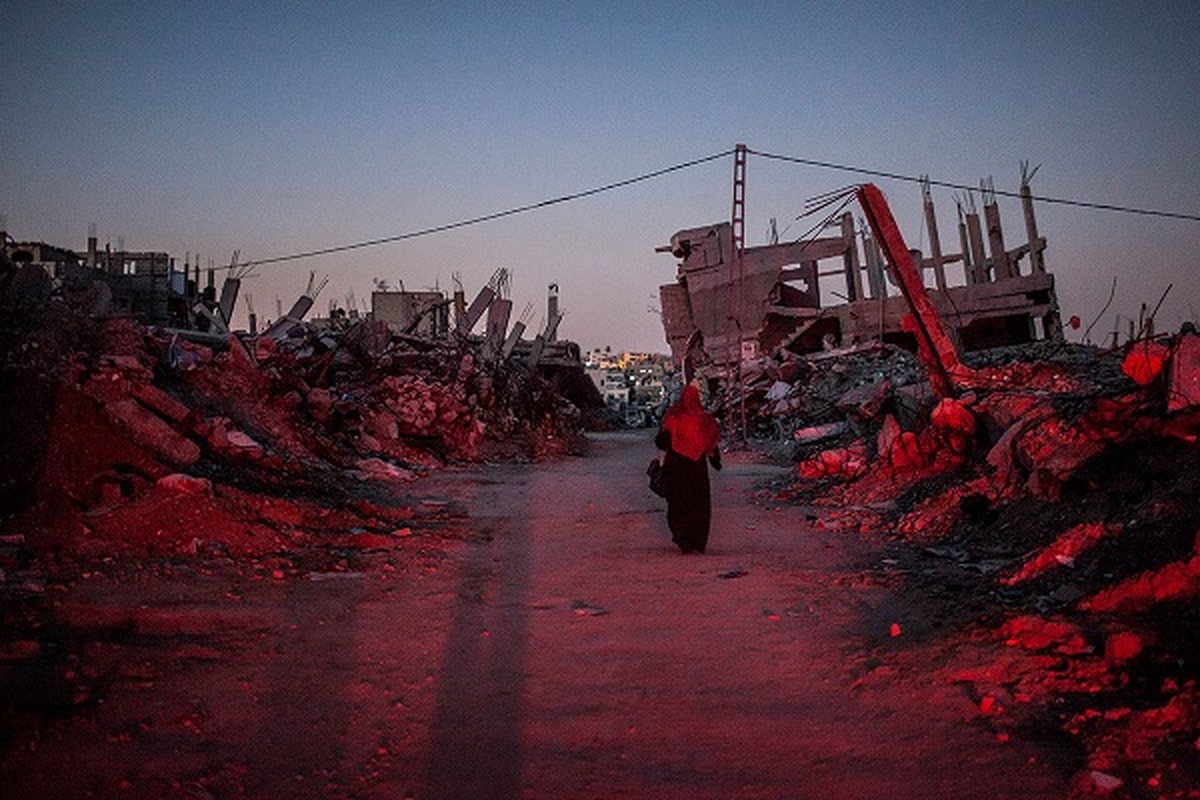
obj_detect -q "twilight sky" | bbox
[3,1,1198,352]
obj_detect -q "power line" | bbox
[240,149,733,271]
[749,149,1200,222]
[230,145,1197,274]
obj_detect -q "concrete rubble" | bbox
[0,258,603,565]
[3,203,1199,793]
[658,184,1200,795]
[741,325,1199,795]
[0,239,618,799]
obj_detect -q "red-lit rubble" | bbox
[752,330,1200,796]
[0,290,596,563]
[0,267,611,796]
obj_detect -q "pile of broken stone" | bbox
[0,295,591,563]
[93,316,585,475]
[729,331,1200,796]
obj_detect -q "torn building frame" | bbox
[658,175,1062,380]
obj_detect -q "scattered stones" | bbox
[156,474,213,495]
[569,600,609,616]
[102,398,201,466]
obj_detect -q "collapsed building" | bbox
[2,225,238,332]
[658,174,1061,382]
[1,170,1198,792]
[0,228,603,521]
[653,182,1200,790]
[1,219,585,371]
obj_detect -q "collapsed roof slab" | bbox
[830,272,1061,352]
[659,198,1063,375]
[660,221,850,369]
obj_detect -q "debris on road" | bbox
[1,262,602,558]
[754,320,1199,793]
[650,184,1200,792]
[569,600,609,617]
[3,189,1198,794]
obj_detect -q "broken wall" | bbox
[658,186,1062,375]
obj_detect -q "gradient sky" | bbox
[3,1,1197,352]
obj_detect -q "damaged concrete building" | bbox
[1,225,227,331]
[2,219,584,377]
[658,175,1062,380]
[372,289,451,337]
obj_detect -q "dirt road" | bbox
[1,432,1070,799]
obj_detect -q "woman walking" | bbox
[655,384,721,554]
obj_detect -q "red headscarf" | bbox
[661,384,719,461]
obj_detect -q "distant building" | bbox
[3,241,81,275]
[3,236,194,326]
[372,290,450,336]
[586,366,630,409]
[584,350,677,426]
[2,239,80,305]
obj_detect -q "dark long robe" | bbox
[655,428,718,554]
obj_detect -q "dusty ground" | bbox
[0,431,1083,799]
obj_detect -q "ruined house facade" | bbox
[4,241,80,272]
[659,183,1062,378]
[2,235,190,325]
[371,290,450,337]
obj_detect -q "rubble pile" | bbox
[0,264,607,794]
[722,342,925,440]
[759,331,1200,795]
[0,289,594,560]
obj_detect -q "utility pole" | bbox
[730,144,748,441]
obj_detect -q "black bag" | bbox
[646,458,665,497]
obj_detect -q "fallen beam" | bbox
[856,183,973,397]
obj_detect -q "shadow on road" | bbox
[424,494,531,799]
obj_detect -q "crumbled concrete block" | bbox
[132,382,192,422]
[1168,333,1200,412]
[104,398,200,466]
